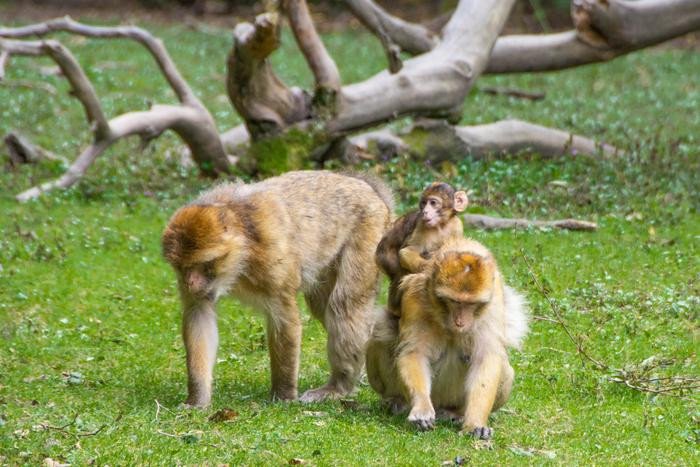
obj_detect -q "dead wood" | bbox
[464,214,598,231]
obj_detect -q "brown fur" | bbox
[366,237,528,438]
[163,170,393,406]
[375,182,467,316]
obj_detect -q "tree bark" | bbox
[487,0,700,73]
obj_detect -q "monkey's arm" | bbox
[462,351,504,438]
[397,349,435,430]
[398,245,429,273]
[376,212,419,278]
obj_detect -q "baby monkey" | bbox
[366,237,529,439]
[375,182,468,315]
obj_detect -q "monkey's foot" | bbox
[462,426,493,440]
[299,385,349,403]
[408,405,436,431]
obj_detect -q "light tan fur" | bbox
[162,170,393,406]
[366,237,528,438]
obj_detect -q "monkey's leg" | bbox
[300,240,379,403]
[397,352,435,430]
[182,297,218,408]
[398,246,428,273]
[493,360,514,412]
[266,294,302,401]
[461,352,503,439]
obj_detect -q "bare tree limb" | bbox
[0,16,200,106]
[283,0,341,92]
[2,38,109,140]
[15,105,218,202]
[343,0,436,55]
[1,19,233,201]
[480,86,545,101]
[487,0,700,73]
[4,132,67,165]
[455,119,619,158]
[329,0,517,133]
[227,12,311,138]
[464,214,598,231]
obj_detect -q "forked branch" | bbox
[1,17,231,202]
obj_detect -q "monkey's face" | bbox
[162,205,246,299]
[441,299,483,332]
[420,195,446,228]
[432,251,494,333]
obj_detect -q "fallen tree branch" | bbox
[4,132,67,165]
[15,105,218,202]
[1,17,232,201]
[227,12,310,138]
[454,119,619,158]
[480,86,545,101]
[329,0,517,133]
[464,214,598,231]
[283,0,341,93]
[343,0,436,55]
[487,0,700,73]
[0,16,199,106]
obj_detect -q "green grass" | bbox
[1,16,699,465]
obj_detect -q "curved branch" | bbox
[283,0,341,91]
[343,0,436,55]
[330,0,516,133]
[15,105,225,202]
[487,0,700,73]
[2,38,110,139]
[463,214,597,231]
[0,16,200,106]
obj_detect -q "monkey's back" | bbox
[199,171,393,290]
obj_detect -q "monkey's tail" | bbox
[503,285,529,350]
[342,171,395,216]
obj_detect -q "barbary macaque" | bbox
[366,237,529,439]
[375,182,468,315]
[162,171,393,406]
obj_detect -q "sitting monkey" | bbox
[375,182,468,316]
[366,237,529,439]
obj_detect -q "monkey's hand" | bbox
[461,426,493,440]
[399,246,429,273]
[408,402,436,431]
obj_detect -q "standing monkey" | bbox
[162,171,393,406]
[375,182,468,315]
[366,237,529,439]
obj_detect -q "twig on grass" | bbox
[480,86,545,101]
[521,250,699,398]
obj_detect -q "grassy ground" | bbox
[1,18,698,465]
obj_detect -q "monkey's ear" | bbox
[453,191,468,212]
